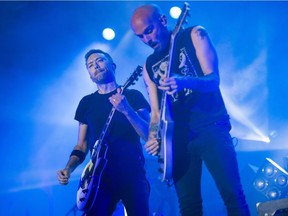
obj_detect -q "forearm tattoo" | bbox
[149,123,159,132]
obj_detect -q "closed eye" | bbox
[136,25,154,39]
[87,63,94,69]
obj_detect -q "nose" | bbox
[142,34,151,44]
[94,61,100,69]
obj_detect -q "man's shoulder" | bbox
[190,25,207,34]
[79,92,96,103]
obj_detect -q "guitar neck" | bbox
[97,107,117,145]
[97,79,132,144]
[158,28,177,119]
[166,34,177,79]
[92,65,143,150]
[157,2,190,138]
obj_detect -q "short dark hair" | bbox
[84,49,115,66]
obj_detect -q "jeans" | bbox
[85,169,150,216]
[173,121,250,216]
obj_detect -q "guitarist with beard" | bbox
[57,49,150,215]
[130,3,250,216]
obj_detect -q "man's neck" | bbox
[97,82,118,94]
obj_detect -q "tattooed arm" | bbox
[143,63,161,156]
[192,25,219,76]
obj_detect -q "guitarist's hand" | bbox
[158,76,185,95]
[109,88,129,113]
[57,168,71,185]
[145,136,160,156]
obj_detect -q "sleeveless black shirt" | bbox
[146,26,230,130]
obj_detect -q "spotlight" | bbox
[102,28,115,41]
[254,177,267,191]
[169,6,181,19]
[253,158,288,200]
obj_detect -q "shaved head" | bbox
[130,4,170,52]
[130,4,163,30]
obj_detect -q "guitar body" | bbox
[76,141,108,211]
[158,108,174,182]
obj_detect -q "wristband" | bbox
[70,150,85,164]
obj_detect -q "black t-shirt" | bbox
[75,88,150,175]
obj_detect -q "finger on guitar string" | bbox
[158,81,170,92]
[158,77,179,94]
[144,137,158,148]
[145,141,159,156]
[158,84,177,95]
[109,92,124,105]
[109,96,116,103]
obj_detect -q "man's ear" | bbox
[159,15,168,27]
[112,63,116,70]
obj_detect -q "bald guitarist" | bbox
[131,3,250,215]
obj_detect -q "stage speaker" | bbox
[256,198,288,216]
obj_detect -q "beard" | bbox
[91,71,114,84]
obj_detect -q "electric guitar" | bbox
[76,65,143,212]
[157,2,190,183]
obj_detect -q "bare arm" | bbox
[193,25,219,76]
[57,122,89,185]
[142,63,161,156]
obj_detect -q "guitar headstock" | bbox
[122,65,143,90]
[172,2,190,38]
